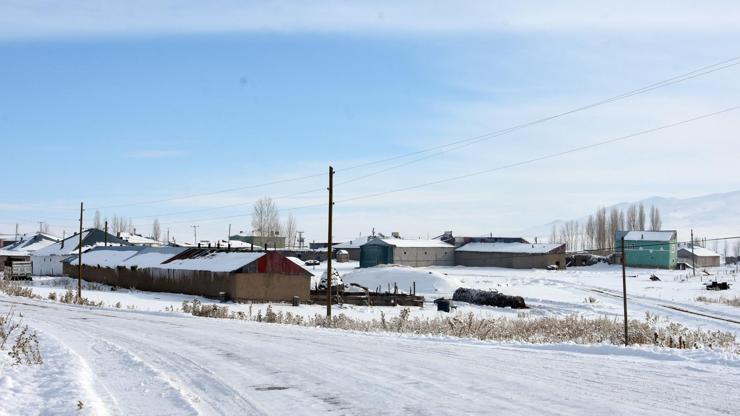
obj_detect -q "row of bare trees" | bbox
[251,197,299,247]
[551,203,662,250]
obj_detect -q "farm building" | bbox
[677,245,721,268]
[63,246,312,302]
[455,242,567,269]
[333,236,373,261]
[32,229,127,276]
[360,238,455,268]
[615,230,678,269]
[117,232,162,247]
[0,232,58,264]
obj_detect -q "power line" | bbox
[82,54,740,211]
[336,106,740,205]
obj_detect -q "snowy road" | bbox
[2,295,739,415]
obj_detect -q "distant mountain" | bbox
[518,190,740,242]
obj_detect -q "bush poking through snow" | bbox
[696,296,740,308]
[0,280,40,299]
[0,310,42,366]
[182,299,230,319]
[58,290,104,307]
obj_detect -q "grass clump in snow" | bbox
[696,295,740,308]
[58,289,104,307]
[0,309,42,366]
[0,280,40,300]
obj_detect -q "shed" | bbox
[63,246,312,302]
[32,229,127,276]
[455,242,566,269]
[333,236,373,261]
[335,249,350,263]
[677,246,721,268]
[615,230,678,269]
[360,238,455,268]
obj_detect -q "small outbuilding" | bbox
[677,246,721,268]
[455,242,567,269]
[335,249,350,263]
[360,238,455,268]
[63,246,312,302]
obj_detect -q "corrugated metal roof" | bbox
[456,242,564,254]
[623,231,676,242]
[367,238,454,248]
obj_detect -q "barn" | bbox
[677,246,721,268]
[615,230,678,269]
[360,238,455,268]
[31,229,127,276]
[455,242,567,269]
[63,246,312,302]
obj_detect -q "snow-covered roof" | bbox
[334,236,372,249]
[34,229,127,257]
[622,231,676,242]
[677,246,720,258]
[336,249,349,255]
[456,242,564,254]
[117,232,161,246]
[0,232,59,255]
[367,238,454,248]
[160,251,266,272]
[66,246,267,273]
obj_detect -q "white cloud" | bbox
[2,1,740,40]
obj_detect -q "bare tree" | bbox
[734,241,740,258]
[607,208,621,249]
[550,224,559,244]
[595,207,608,250]
[251,197,280,237]
[584,215,596,250]
[626,204,638,230]
[152,219,161,242]
[93,210,102,229]
[649,205,662,231]
[40,222,50,234]
[637,203,646,230]
[283,214,297,248]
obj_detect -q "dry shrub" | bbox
[182,299,230,319]
[59,289,104,307]
[0,280,40,299]
[696,296,740,308]
[0,310,42,366]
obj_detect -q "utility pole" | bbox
[228,224,231,245]
[167,228,170,245]
[14,223,18,242]
[61,230,65,249]
[326,166,334,319]
[691,229,696,277]
[78,202,84,300]
[37,221,43,233]
[191,225,199,245]
[104,221,108,246]
[297,231,305,249]
[621,236,628,346]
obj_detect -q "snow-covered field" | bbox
[1,262,739,415]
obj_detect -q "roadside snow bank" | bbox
[0,332,107,416]
[341,265,464,294]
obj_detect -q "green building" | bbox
[230,234,286,249]
[615,230,677,269]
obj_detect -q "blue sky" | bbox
[2,1,740,242]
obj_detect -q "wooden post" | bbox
[104,221,108,246]
[326,166,334,319]
[78,202,84,300]
[621,235,628,346]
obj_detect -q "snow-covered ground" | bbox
[2,262,739,414]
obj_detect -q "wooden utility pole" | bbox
[621,236,628,346]
[691,229,696,277]
[228,224,232,245]
[326,166,335,319]
[104,221,108,246]
[78,202,84,300]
